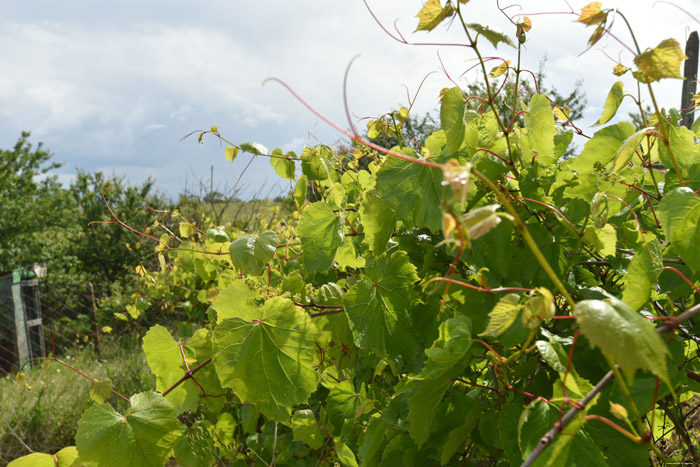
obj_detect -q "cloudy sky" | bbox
[1,0,698,199]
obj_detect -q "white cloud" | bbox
[0,0,698,197]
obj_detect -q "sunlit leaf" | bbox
[7,447,81,467]
[613,64,630,76]
[634,38,687,82]
[587,25,605,46]
[297,202,344,274]
[658,187,700,273]
[522,287,555,329]
[621,239,663,310]
[90,379,113,404]
[569,122,635,174]
[224,145,238,162]
[270,148,295,180]
[292,409,325,449]
[76,392,180,467]
[574,296,671,388]
[359,196,396,254]
[479,294,522,337]
[415,0,454,32]
[213,297,320,421]
[239,141,268,155]
[467,23,515,48]
[576,2,607,26]
[343,251,419,358]
[489,60,510,78]
[228,231,278,275]
[142,325,199,414]
[593,81,624,126]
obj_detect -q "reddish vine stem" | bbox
[522,301,700,466]
[663,266,700,295]
[262,78,445,170]
[452,377,500,394]
[426,277,532,294]
[179,344,207,396]
[162,356,213,397]
[515,197,578,235]
[584,415,641,443]
[32,357,130,402]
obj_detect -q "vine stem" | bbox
[162,356,213,397]
[27,357,130,402]
[522,301,700,466]
[471,167,575,309]
[614,10,685,185]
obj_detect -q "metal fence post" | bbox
[87,282,100,356]
[681,31,698,129]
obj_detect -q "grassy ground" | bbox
[0,334,154,463]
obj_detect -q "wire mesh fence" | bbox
[0,278,103,375]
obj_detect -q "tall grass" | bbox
[0,334,154,463]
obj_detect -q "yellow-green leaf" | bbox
[479,294,522,337]
[576,2,607,26]
[415,0,454,32]
[574,296,671,388]
[90,379,113,404]
[634,38,687,82]
[224,145,238,162]
[489,60,510,78]
[593,81,624,126]
[613,64,630,76]
[610,127,653,173]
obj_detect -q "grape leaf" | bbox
[76,392,180,467]
[536,338,594,399]
[582,224,617,257]
[440,87,469,154]
[523,94,557,164]
[634,38,687,82]
[239,141,268,155]
[90,378,113,404]
[479,294,522,337]
[498,403,524,466]
[658,187,700,273]
[621,239,663,310]
[574,296,671,387]
[610,127,652,173]
[173,421,216,467]
[297,201,344,274]
[568,122,635,175]
[142,325,199,414]
[375,148,445,231]
[7,447,81,467]
[325,379,368,434]
[407,377,453,447]
[224,145,238,162]
[467,23,515,48]
[593,81,624,126]
[228,230,278,276]
[359,196,396,254]
[292,409,325,449]
[658,125,700,185]
[335,439,359,467]
[421,315,472,379]
[211,280,258,323]
[270,148,295,180]
[343,251,419,358]
[213,297,320,421]
[576,2,606,26]
[415,0,454,32]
